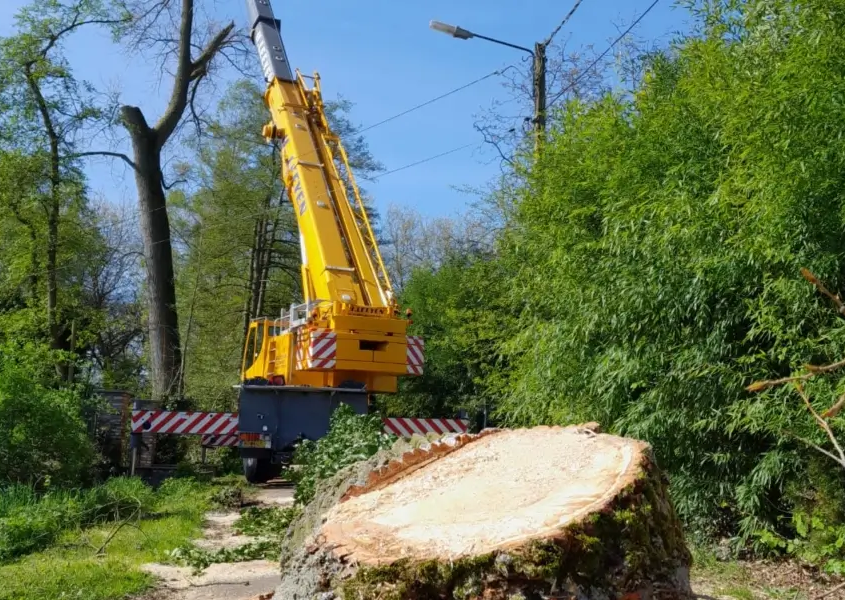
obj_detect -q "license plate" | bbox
[239,436,271,449]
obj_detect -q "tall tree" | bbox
[103,0,238,401]
[0,0,119,377]
[381,203,494,293]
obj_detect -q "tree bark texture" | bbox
[122,106,182,401]
[276,426,693,600]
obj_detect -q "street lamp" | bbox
[429,20,546,153]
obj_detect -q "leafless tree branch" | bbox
[73,150,138,171]
[151,0,234,146]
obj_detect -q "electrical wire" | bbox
[547,0,661,108]
[47,68,504,261]
[12,0,653,285]
[545,0,587,46]
[359,70,502,133]
[374,144,474,180]
[201,68,504,150]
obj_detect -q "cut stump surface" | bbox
[280,426,693,600]
[323,426,645,563]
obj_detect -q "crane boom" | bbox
[246,0,390,308]
[239,0,423,394]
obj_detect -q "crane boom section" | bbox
[264,77,387,308]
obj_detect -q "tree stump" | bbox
[277,426,693,600]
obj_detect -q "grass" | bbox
[690,544,749,581]
[689,544,817,600]
[0,477,156,561]
[0,476,241,600]
[689,544,757,600]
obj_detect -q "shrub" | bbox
[287,403,393,506]
[80,477,155,523]
[0,488,73,561]
[0,340,97,487]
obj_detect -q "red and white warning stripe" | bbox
[296,328,337,370]
[200,434,239,447]
[406,335,424,375]
[130,410,238,435]
[382,417,468,438]
[132,411,469,442]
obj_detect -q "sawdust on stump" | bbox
[277,426,693,600]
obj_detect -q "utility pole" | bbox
[532,41,547,152]
[430,21,545,155]
[430,2,583,156]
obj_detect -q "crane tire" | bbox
[243,457,276,484]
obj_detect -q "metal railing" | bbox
[265,299,331,335]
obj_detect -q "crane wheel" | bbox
[242,457,280,484]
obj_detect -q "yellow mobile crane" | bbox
[238,0,423,482]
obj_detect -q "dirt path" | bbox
[140,486,294,600]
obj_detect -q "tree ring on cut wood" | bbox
[323,426,644,563]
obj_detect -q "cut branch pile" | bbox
[276,426,693,600]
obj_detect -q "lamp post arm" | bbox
[471,33,534,56]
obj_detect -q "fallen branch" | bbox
[93,508,143,556]
[746,268,845,471]
[813,580,845,600]
[795,382,845,467]
[746,357,845,392]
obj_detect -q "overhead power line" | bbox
[547,0,661,108]
[66,68,503,250]
[375,144,475,179]
[204,68,504,151]
[360,70,502,133]
[545,0,586,45]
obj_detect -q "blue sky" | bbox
[0,0,691,220]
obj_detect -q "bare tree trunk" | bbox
[112,0,233,401]
[122,106,182,401]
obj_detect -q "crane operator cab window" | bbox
[242,321,266,373]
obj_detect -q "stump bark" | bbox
[277,426,693,600]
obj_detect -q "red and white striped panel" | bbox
[131,411,469,441]
[296,328,337,370]
[200,434,239,447]
[382,417,468,438]
[130,410,239,435]
[406,335,424,375]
